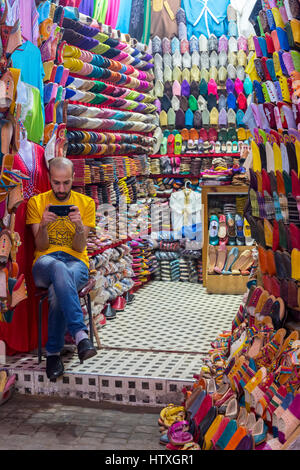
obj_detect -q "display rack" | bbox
[201,185,249,288]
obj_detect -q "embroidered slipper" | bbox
[0,370,7,393]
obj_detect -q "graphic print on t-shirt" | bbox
[47,217,75,248]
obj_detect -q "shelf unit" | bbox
[150,153,240,158]
[201,185,249,288]
[149,174,233,182]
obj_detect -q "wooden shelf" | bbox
[201,185,249,287]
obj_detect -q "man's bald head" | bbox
[49,157,74,176]
[49,158,74,202]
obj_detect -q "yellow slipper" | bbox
[291,248,300,281]
[251,140,261,172]
[273,142,283,172]
[203,415,224,450]
[0,370,7,393]
[264,219,273,248]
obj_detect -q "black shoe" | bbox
[77,338,97,364]
[125,292,135,304]
[103,303,116,320]
[46,355,64,380]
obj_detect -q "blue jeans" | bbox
[32,252,89,354]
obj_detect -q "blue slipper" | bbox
[253,80,265,103]
[222,247,239,273]
[209,215,219,245]
[276,27,290,51]
[235,214,245,245]
[258,37,268,57]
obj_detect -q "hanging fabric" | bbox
[169,184,203,241]
[78,0,94,17]
[129,0,145,42]
[150,0,180,39]
[181,0,230,38]
[141,0,151,45]
[105,0,120,29]
[116,0,133,33]
[93,0,109,23]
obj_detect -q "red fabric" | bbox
[0,144,50,355]
[59,0,81,6]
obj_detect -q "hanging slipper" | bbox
[7,183,23,213]
[0,229,12,264]
[0,268,7,298]
[9,273,27,309]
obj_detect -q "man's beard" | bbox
[52,189,71,201]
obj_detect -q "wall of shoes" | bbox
[244,0,300,330]
[150,4,255,188]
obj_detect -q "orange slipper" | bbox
[224,426,248,450]
[258,246,268,274]
[266,249,277,276]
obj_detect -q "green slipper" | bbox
[174,133,183,155]
[160,136,167,155]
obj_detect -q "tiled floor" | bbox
[3,281,243,405]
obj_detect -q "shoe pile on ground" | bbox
[157,285,300,450]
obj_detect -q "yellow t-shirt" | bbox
[26,190,95,268]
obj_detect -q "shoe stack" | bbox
[128,239,155,289]
[159,259,181,282]
[179,258,198,282]
[85,245,134,321]
[0,370,16,406]
[67,130,154,157]
[157,286,300,450]
[197,259,203,283]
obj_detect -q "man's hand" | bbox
[68,205,84,232]
[40,205,58,228]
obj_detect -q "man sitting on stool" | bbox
[26,157,97,380]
